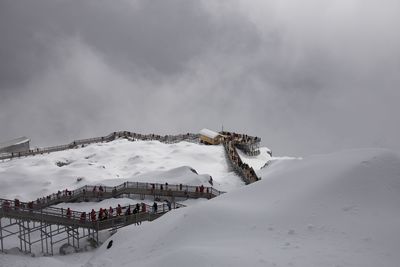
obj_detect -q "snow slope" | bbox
[78,148,400,267]
[0,139,270,201]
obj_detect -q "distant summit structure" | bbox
[0,136,30,154]
[199,128,222,145]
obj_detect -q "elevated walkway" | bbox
[224,141,260,184]
[0,131,200,161]
[0,181,222,255]
[36,181,223,208]
[0,200,172,255]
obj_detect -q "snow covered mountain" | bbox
[0,140,399,267]
[0,139,270,201]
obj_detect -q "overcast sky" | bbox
[0,0,399,156]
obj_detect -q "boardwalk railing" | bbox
[31,181,223,210]
[0,197,182,230]
[0,130,263,185]
[0,131,200,160]
[223,140,260,184]
[220,131,261,156]
[0,195,186,255]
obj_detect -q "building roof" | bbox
[0,136,30,149]
[199,129,220,139]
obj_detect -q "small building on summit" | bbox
[199,129,222,145]
[0,136,30,154]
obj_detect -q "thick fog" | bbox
[0,0,399,155]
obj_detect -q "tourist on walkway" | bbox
[117,204,122,216]
[99,208,104,220]
[98,186,104,197]
[109,206,114,217]
[141,202,146,213]
[66,207,72,219]
[152,202,158,213]
[80,212,86,223]
[91,209,96,222]
[92,186,97,197]
[125,206,131,216]
[14,199,20,210]
[136,203,140,212]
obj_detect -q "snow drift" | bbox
[0,146,398,267]
[83,148,400,267]
[0,139,254,201]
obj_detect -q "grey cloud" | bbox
[0,0,399,156]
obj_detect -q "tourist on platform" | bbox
[14,199,20,210]
[152,202,158,213]
[125,206,131,216]
[98,186,104,197]
[99,208,104,220]
[141,202,146,213]
[109,206,114,217]
[91,209,96,222]
[2,200,10,212]
[80,212,86,223]
[66,207,72,219]
[117,204,122,216]
[92,186,97,197]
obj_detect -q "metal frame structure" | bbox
[0,181,216,255]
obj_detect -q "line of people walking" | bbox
[225,140,259,184]
[75,202,148,223]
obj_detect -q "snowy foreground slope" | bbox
[1,147,400,266]
[80,148,400,267]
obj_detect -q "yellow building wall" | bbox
[200,135,220,145]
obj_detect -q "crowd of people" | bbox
[225,140,259,184]
[110,131,199,144]
[220,131,261,156]
[220,131,260,145]
[1,180,217,216]
[74,202,151,223]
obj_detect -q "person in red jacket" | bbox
[2,200,10,212]
[80,212,86,223]
[141,202,146,213]
[116,204,122,216]
[99,208,104,220]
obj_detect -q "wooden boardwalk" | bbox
[0,130,262,255]
[0,181,222,255]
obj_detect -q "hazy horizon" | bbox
[1,0,399,156]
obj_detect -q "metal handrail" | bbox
[0,131,202,160]
[0,130,260,161]
[0,181,224,219]
[0,197,184,230]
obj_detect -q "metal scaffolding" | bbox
[0,216,98,255]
